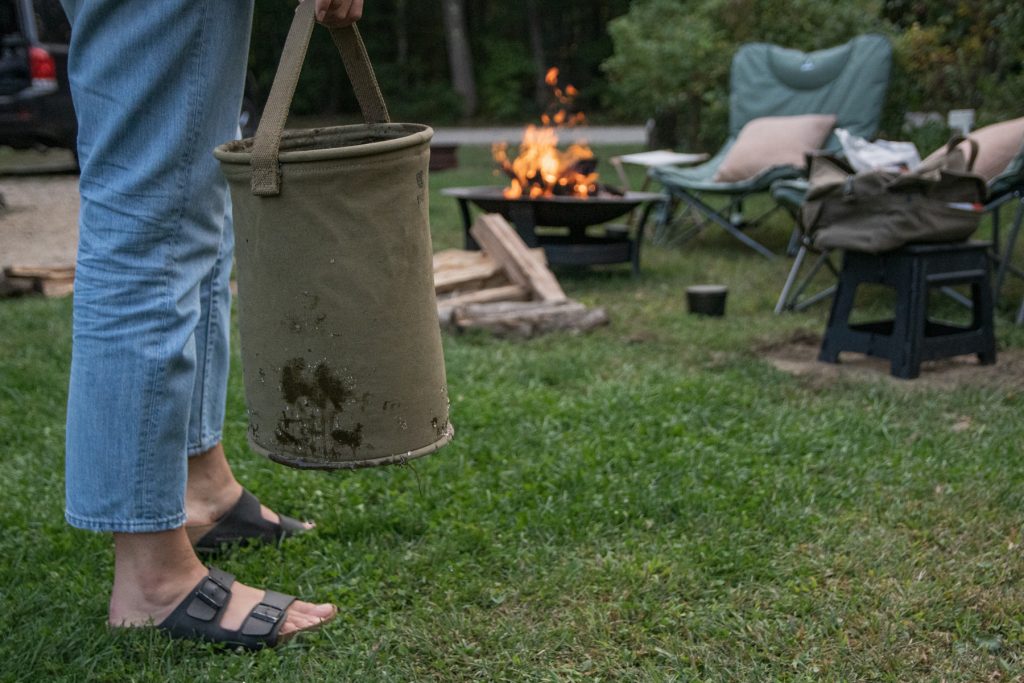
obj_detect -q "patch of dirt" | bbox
[757,330,1024,392]
[0,171,80,273]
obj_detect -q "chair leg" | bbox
[785,225,802,257]
[775,244,808,314]
[790,251,837,309]
[671,189,778,259]
[993,197,1024,304]
[775,245,839,314]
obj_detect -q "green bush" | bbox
[603,0,729,150]
[478,40,537,122]
[603,0,883,150]
[880,0,1024,137]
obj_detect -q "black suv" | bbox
[0,0,75,152]
[0,0,261,158]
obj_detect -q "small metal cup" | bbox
[686,284,728,316]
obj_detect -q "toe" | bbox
[259,503,315,530]
[279,602,336,638]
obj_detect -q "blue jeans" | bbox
[62,0,254,532]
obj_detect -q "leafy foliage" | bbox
[883,0,1024,127]
[603,0,730,149]
[603,0,884,149]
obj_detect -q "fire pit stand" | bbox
[442,186,665,276]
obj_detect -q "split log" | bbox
[2,264,75,298]
[2,276,74,297]
[35,278,75,297]
[4,265,75,280]
[432,247,547,295]
[436,284,531,325]
[433,248,493,273]
[433,258,504,294]
[469,214,566,303]
[451,299,609,338]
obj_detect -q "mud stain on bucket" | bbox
[331,423,363,448]
[281,357,352,409]
[276,358,368,459]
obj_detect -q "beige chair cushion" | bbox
[922,116,1024,181]
[713,114,837,183]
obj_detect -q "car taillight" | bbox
[29,46,57,84]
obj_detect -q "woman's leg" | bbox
[62,0,331,636]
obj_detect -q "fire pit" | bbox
[442,68,664,274]
[442,186,664,275]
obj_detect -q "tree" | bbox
[442,0,478,118]
[603,0,729,149]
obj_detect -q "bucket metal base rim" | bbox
[248,422,454,471]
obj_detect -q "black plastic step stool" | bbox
[818,241,997,379]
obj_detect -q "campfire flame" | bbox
[493,67,598,199]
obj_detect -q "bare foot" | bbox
[109,529,336,644]
[184,443,314,544]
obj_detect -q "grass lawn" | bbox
[2,144,1024,681]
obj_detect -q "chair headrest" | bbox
[765,42,855,90]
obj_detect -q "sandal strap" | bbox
[157,567,296,650]
[194,489,308,552]
[185,568,235,622]
[240,590,296,639]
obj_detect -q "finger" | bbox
[321,0,362,27]
[312,0,330,23]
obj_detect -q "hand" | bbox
[311,0,363,27]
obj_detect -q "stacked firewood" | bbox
[2,265,75,298]
[434,213,609,338]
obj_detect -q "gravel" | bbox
[0,168,80,274]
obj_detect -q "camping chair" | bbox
[650,34,892,259]
[987,145,1024,310]
[773,141,1024,316]
[771,177,838,313]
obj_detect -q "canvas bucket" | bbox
[213,2,452,470]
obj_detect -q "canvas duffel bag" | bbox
[801,137,987,253]
[213,2,452,470]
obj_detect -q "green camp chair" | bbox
[771,176,838,313]
[987,145,1024,313]
[651,34,893,258]
[773,141,1024,318]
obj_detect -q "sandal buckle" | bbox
[251,603,284,624]
[196,578,228,610]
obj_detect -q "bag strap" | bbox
[251,0,390,197]
[945,134,979,172]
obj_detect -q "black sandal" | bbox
[193,489,309,554]
[157,567,297,650]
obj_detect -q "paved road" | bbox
[431,125,646,146]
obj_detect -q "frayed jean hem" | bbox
[65,510,187,533]
[187,431,223,457]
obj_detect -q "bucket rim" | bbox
[248,421,454,471]
[214,122,434,166]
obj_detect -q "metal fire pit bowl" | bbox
[441,186,665,275]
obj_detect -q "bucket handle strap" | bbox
[250,0,390,197]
